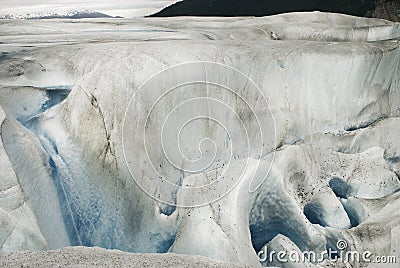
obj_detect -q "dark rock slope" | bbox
[150,0,375,17]
[366,0,400,21]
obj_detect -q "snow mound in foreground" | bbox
[0,246,255,268]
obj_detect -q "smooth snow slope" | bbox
[0,12,399,267]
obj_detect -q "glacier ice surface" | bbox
[0,11,399,267]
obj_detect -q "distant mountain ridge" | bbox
[149,0,376,17]
[0,10,123,20]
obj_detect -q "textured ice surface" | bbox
[0,246,254,268]
[0,12,399,267]
[0,106,47,251]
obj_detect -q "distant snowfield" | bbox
[0,12,400,267]
[0,10,118,20]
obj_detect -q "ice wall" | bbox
[0,12,399,267]
[0,105,47,251]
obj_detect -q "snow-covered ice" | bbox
[0,12,399,267]
[0,246,255,268]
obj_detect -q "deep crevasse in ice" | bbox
[0,12,399,267]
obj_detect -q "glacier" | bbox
[0,12,400,267]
